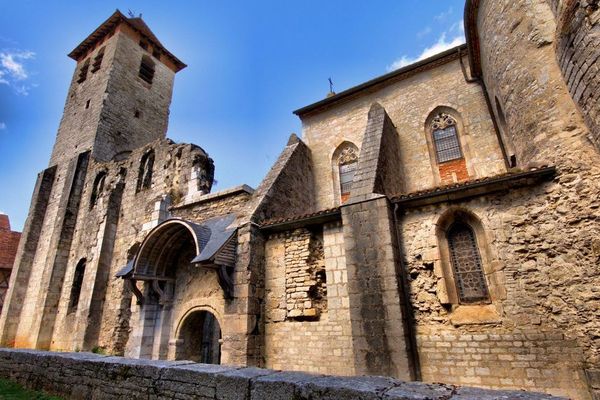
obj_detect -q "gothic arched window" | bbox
[432,113,462,163]
[89,171,107,209]
[69,258,86,313]
[338,147,358,203]
[137,150,155,192]
[447,223,490,303]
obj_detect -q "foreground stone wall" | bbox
[0,349,564,400]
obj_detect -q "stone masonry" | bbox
[0,214,21,314]
[1,3,599,400]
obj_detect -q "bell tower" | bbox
[49,10,186,165]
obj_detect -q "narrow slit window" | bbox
[77,59,90,83]
[139,55,155,84]
[69,258,86,313]
[91,46,105,73]
[137,150,155,192]
[447,223,490,303]
[432,113,462,163]
[89,171,107,209]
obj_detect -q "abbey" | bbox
[1,1,599,399]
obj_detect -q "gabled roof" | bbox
[68,10,186,72]
[293,44,466,118]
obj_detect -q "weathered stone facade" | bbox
[1,3,599,400]
[0,214,21,315]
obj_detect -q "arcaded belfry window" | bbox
[139,55,155,84]
[338,147,358,203]
[91,46,105,73]
[447,223,490,303]
[432,113,462,163]
[77,58,90,83]
[68,258,86,313]
[137,150,155,192]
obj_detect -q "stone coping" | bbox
[173,184,255,209]
[0,348,565,399]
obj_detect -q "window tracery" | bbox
[447,223,490,303]
[431,113,462,163]
[338,147,358,203]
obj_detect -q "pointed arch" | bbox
[137,149,155,192]
[331,141,359,204]
[424,106,472,185]
[435,208,494,305]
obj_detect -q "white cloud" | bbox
[387,31,465,72]
[0,122,6,130]
[417,26,432,39]
[0,49,36,95]
[434,7,454,22]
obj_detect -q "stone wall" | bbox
[474,1,600,398]
[0,349,565,400]
[397,182,597,399]
[0,214,20,314]
[263,222,354,375]
[553,0,600,150]
[50,23,177,165]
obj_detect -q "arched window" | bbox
[447,223,490,303]
[69,258,86,313]
[137,150,155,192]
[89,171,107,209]
[431,113,462,163]
[338,146,358,203]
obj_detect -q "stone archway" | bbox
[176,310,221,364]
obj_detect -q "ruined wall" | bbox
[172,186,253,223]
[474,0,600,398]
[263,222,355,375]
[300,57,505,209]
[33,139,214,354]
[398,182,597,399]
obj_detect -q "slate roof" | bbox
[116,214,237,279]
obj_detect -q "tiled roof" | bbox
[68,10,186,72]
[260,207,341,229]
[390,166,556,203]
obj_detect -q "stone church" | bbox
[1,1,598,399]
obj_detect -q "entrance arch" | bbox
[176,310,222,364]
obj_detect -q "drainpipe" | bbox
[458,47,511,169]
[393,202,422,381]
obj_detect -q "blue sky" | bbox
[0,1,465,230]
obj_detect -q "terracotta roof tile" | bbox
[260,207,340,228]
[390,166,555,202]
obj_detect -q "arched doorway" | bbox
[176,310,221,364]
